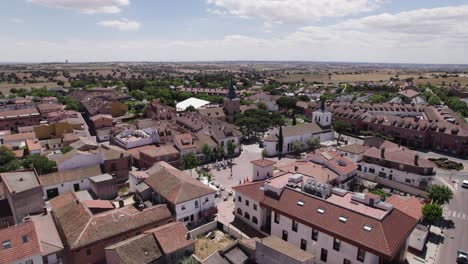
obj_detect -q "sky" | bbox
[0,0,468,64]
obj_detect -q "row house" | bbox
[233,180,418,264]
[0,108,43,131]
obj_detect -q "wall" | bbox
[357,171,429,198]
[234,192,262,230]
[337,150,364,163]
[175,193,215,224]
[265,131,334,156]
[43,179,90,199]
[270,211,381,264]
[10,254,43,264]
[7,187,45,223]
[102,156,132,183]
[251,165,273,182]
[361,162,434,189]
[255,241,313,264]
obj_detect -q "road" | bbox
[436,174,468,264]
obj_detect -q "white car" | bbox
[462,180,468,189]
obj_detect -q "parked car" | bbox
[457,250,468,264]
[461,180,468,189]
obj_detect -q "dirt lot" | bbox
[0,82,63,95]
[194,230,234,260]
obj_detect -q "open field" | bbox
[274,71,468,86]
[0,82,64,95]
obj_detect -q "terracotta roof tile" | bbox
[250,158,276,168]
[0,221,42,264]
[149,222,193,254]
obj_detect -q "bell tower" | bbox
[223,79,240,123]
[312,100,332,127]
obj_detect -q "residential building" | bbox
[2,132,36,149]
[110,128,160,150]
[144,99,176,120]
[249,92,279,112]
[250,158,276,182]
[361,142,435,189]
[55,141,132,183]
[89,174,117,200]
[139,162,216,226]
[1,170,45,224]
[233,180,418,264]
[173,133,198,157]
[150,222,195,263]
[337,143,369,163]
[90,114,113,130]
[0,220,43,264]
[49,192,174,264]
[37,103,64,115]
[138,145,181,169]
[40,165,102,199]
[0,108,43,131]
[198,106,226,121]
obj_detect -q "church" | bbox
[263,100,335,156]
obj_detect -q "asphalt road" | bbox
[437,174,468,264]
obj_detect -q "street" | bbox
[436,174,468,264]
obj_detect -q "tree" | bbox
[332,120,351,144]
[201,144,212,163]
[0,146,21,173]
[227,140,237,156]
[185,105,196,112]
[61,146,73,154]
[181,153,199,177]
[306,137,321,153]
[291,140,306,154]
[422,203,443,226]
[427,185,454,205]
[22,154,56,175]
[276,96,297,111]
[428,95,441,105]
[277,126,284,154]
[292,116,297,126]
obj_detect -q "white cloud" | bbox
[97,19,141,31]
[28,0,130,14]
[206,0,383,24]
[2,5,468,64]
[10,18,24,23]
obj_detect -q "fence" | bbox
[357,171,428,198]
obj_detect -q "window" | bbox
[405,179,411,184]
[292,220,298,232]
[195,201,199,208]
[320,248,328,262]
[368,168,375,173]
[237,208,242,215]
[2,240,11,249]
[357,248,366,262]
[238,196,242,202]
[205,197,209,203]
[317,208,325,214]
[311,229,318,241]
[333,238,341,251]
[253,204,257,211]
[21,235,28,244]
[25,260,33,264]
[86,249,92,256]
[274,212,280,224]
[363,224,373,231]
[300,239,307,251]
[282,230,288,241]
[244,212,250,220]
[181,205,186,210]
[252,217,258,224]
[245,199,249,206]
[339,216,347,223]
[343,259,351,264]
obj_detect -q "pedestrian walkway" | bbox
[444,208,468,221]
[406,225,444,264]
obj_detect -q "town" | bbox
[1,1,468,264]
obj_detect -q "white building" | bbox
[111,128,159,150]
[233,180,418,264]
[139,162,217,226]
[361,146,435,189]
[249,158,276,182]
[337,143,369,163]
[176,97,210,112]
[264,101,334,156]
[40,165,102,199]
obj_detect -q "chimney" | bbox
[294,166,298,172]
[380,148,385,159]
[414,154,419,166]
[43,207,48,215]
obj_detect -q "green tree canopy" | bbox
[427,184,454,205]
[306,137,321,153]
[0,146,21,173]
[23,154,56,175]
[332,120,351,143]
[422,203,443,225]
[181,152,199,177]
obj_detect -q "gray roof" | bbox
[203,252,230,264]
[89,173,113,183]
[1,170,40,193]
[31,214,64,256]
[105,234,162,264]
[224,247,248,264]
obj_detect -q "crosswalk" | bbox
[444,209,468,221]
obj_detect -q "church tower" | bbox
[223,79,240,123]
[312,100,332,127]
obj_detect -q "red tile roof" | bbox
[83,200,115,209]
[0,221,42,264]
[250,158,276,168]
[386,195,424,220]
[364,146,434,168]
[398,89,420,98]
[233,183,418,259]
[149,222,194,254]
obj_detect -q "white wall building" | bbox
[111,128,159,150]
